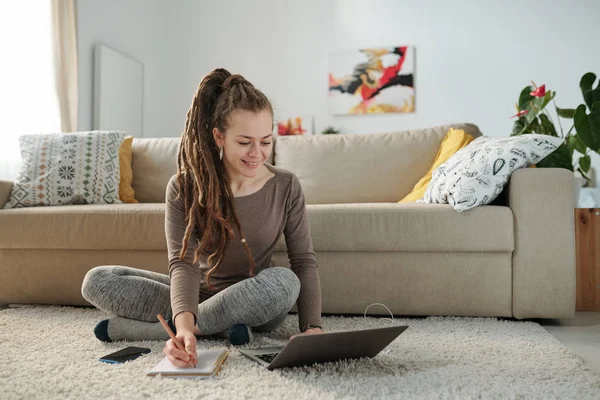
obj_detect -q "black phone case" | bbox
[99,346,151,364]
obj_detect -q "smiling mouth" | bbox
[242,160,260,167]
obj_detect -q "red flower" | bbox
[530,84,546,97]
[511,109,529,118]
[510,103,529,118]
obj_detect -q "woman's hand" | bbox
[163,330,197,368]
[291,327,324,339]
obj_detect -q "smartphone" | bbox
[99,346,151,364]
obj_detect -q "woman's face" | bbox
[213,109,273,180]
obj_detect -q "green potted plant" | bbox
[321,126,340,135]
[510,72,600,184]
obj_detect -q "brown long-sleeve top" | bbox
[165,164,322,331]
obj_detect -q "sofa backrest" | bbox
[129,123,482,204]
[274,123,482,204]
[130,137,275,202]
[131,137,180,202]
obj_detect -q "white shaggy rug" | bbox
[1,306,600,400]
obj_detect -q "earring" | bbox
[219,146,223,160]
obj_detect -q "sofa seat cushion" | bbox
[0,203,513,253]
[0,204,166,250]
[276,203,514,252]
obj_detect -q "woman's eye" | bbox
[238,142,271,146]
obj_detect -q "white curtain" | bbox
[0,0,77,181]
[51,0,78,133]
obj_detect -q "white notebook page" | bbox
[148,349,226,377]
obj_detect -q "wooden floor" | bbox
[541,311,600,374]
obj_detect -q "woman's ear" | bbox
[212,128,224,147]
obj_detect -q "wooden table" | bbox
[575,208,600,311]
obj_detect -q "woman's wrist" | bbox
[174,311,196,333]
[301,323,323,332]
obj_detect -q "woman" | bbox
[81,68,323,368]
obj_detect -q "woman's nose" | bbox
[248,143,259,156]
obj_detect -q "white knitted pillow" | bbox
[420,134,565,212]
[4,131,125,208]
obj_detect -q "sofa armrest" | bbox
[507,168,576,319]
[0,180,13,209]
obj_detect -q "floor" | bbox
[539,311,600,374]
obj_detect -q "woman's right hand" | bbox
[163,330,197,368]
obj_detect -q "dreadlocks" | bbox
[176,68,273,289]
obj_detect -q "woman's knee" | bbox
[81,265,117,303]
[259,267,301,311]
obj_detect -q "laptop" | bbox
[239,325,408,370]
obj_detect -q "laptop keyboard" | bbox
[256,353,278,363]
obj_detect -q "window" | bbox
[0,1,61,179]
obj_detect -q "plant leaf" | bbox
[540,90,556,110]
[528,117,541,134]
[574,102,600,152]
[516,90,555,135]
[566,135,577,157]
[512,115,539,136]
[535,142,573,171]
[573,134,587,154]
[578,168,592,182]
[539,114,558,136]
[518,86,534,111]
[579,154,591,173]
[511,87,535,135]
[528,90,554,117]
[514,118,541,135]
[556,107,576,118]
[580,72,600,110]
[511,119,526,136]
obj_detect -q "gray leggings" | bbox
[81,266,301,335]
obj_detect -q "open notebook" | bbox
[147,348,229,378]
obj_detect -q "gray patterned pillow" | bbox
[4,131,125,208]
[419,134,565,212]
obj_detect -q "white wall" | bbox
[77,0,600,185]
[77,0,168,138]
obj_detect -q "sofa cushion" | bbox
[0,203,512,252]
[274,123,482,204]
[0,204,166,250]
[131,138,180,203]
[276,203,514,252]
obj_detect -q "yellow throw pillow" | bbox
[119,136,138,203]
[399,128,475,203]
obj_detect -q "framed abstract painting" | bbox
[328,46,415,115]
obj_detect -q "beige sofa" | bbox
[0,123,576,319]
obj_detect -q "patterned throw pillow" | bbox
[3,131,125,208]
[399,128,475,203]
[419,134,564,212]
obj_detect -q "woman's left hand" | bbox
[291,327,324,339]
